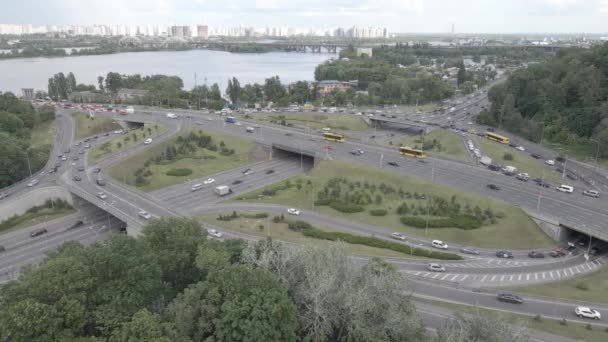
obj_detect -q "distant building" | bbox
[317,80,354,95]
[117,88,148,100]
[21,88,34,100]
[355,47,373,57]
[170,26,191,38]
[197,25,208,40]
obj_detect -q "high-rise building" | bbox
[197,25,208,39]
[170,25,191,38]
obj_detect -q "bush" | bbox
[400,214,483,230]
[369,209,388,216]
[503,153,514,161]
[328,202,365,213]
[314,199,331,206]
[166,168,193,177]
[587,323,592,331]
[560,318,567,326]
[533,315,542,322]
[287,220,312,232]
[575,282,590,291]
[241,213,269,219]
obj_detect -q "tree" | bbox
[67,72,77,94]
[105,72,123,93]
[109,309,175,342]
[457,60,467,86]
[264,76,287,103]
[437,313,529,342]
[98,76,105,92]
[226,77,241,104]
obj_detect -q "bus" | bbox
[485,132,510,144]
[399,146,426,159]
[323,132,345,142]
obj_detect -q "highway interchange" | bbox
[1,89,608,339]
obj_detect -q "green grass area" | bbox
[0,200,75,234]
[415,297,608,342]
[234,161,554,249]
[508,266,608,305]
[29,119,56,149]
[248,112,369,131]
[73,112,122,139]
[542,140,608,171]
[107,129,257,192]
[199,213,418,258]
[400,129,470,162]
[88,123,165,163]
[476,137,564,184]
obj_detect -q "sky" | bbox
[3,0,608,33]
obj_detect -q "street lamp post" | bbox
[590,139,600,171]
[25,150,33,178]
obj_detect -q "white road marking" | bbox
[509,275,513,281]
[481,275,487,282]
[518,274,522,281]
[490,275,496,282]
[461,275,469,281]
[441,274,450,280]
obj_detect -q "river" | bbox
[0,49,335,93]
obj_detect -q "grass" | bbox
[400,130,470,162]
[88,123,165,163]
[107,129,257,192]
[0,207,75,234]
[415,297,608,342]
[30,119,56,149]
[542,140,608,171]
[507,266,608,305]
[199,213,419,258]
[73,112,122,140]
[476,137,564,184]
[234,161,554,249]
[247,112,369,131]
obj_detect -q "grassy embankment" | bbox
[72,112,122,140]
[234,161,554,249]
[0,199,75,234]
[400,129,470,162]
[107,129,257,192]
[248,112,368,131]
[88,123,165,163]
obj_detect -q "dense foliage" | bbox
[0,93,55,187]
[478,43,608,158]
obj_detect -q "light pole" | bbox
[590,138,600,171]
[25,150,33,178]
[425,159,436,238]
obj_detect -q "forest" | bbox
[0,218,528,342]
[0,93,55,187]
[478,43,608,158]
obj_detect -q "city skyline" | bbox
[1,0,608,34]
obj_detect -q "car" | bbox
[93,167,101,173]
[531,153,541,159]
[555,156,566,163]
[138,210,152,220]
[486,184,500,191]
[144,138,152,145]
[556,185,574,193]
[488,164,501,171]
[203,178,215,185]
[460,247,480,255]
[0,245,6,253]
[191,183,203,191]
[566,173,578,181]
[550,248,567,257]
[496,250,514,258]
[575,307,601,320]
[78,150,85,155]
[96,179,106,186]
[113,130,123,134]
[27,179,39,187]
[96,192,107,200]
[497,293,524,304]
[431,240,448,249]
[388,161,399,167]
[508,143,517,148]
[104,132,110,136]
[583,189,600,198]
[84,144,91,149]
[391,232,407,241]
[516,146,525,151]
[265,169,275,174]
[61,156,68,161]
[75,141,81,146]
[242,168,252,175]
[73,175,82,181]
[67,220,84,230]
[350,149,364,156]
[208,229,223,238]
[528,251,545,258]
[84,138,90,142]
[232,180,243,185]
[427,263,446,272]
[30,228,48,237]
[516,173,530,181]
[545,159,555,166]
[287,208,301,216]
[77,166,85,172]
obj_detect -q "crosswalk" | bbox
[402,257,606,286]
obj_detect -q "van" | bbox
[191,184,203,191]
[556,185,574,193]
[431,240,448,249]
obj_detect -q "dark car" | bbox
[388,161,399,167]
[30,228,48,237]
[528,251,545,258]
[486,184,500,191]
[73,175,82,181]
[93,167,101,173]
[496,250,514,258]
[508,143,517,148]
[531,153,541,159]
[0,245,5,253]
[104,132,110,136]
[96,179,106,186]
[566,173,578,181]
[77,166,85,172]
[487,127,495,132]
[488,164,501,171]
[68,220,84,230]
[242,168,252,175]
[460,247,480,255]
[555,156,566,163]
[497,293,524,304]
[550,248,567,257]
[265,169,275,174]
[232,180,243,185]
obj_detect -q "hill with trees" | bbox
[0,93,55,187]
[478,43,608,159]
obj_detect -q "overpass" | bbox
[369,116,426,133]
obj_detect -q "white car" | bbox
[96,192,107,200]
[545,159,555,166]
[516,146,525,151]
[427,263,446,272]
[391,232,406,241]
[138,210,152,220]
[287,208,300,216]
[61,156,67,161]
[203,178,215,185]
[322,127,332,131]
[191,183,203,191]
[575,306,601,320]
[431,240,448,249]
[144,138,152,145]
[113,130,123,134]
[208,229,223,238]
[27,179,39,187]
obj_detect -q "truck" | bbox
[214,185,232,196]
[479,156,492,166]
[502,165,517,176]
[166,113,177,119]
[225,116,237,123]
[246,126,255,133]
[126,106,135,114]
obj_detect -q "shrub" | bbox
[166,168,193,177]
[287,220,312,232]
[586,323,592,331]
[533,315,542,322]
[314,199,331,206]
[369,209,388,216]
[400,214,483,230]
[575,282,590,291]
[560,318,567,326]
[273,216,282,223]
[329,202,365,213]
[503,153,514,161]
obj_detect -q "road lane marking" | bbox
[460,275,468,281]
[490,275,496,282]
[526,274,530,281]
[534,273,538,280]
[556,270,561,277]
[481,275,487,282]
[542,272,545,279]
[518,274,522,281]
[432,273,440,279]
[550,271,554,278]
[441,274,450,280]
[450,274,459,281]
[500,275,505,282]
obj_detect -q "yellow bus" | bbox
[323,132,345,142]
[485,132,510,144]
[399,146,426,159]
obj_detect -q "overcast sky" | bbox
[3,0,608,33]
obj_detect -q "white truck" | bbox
[246,126,255,133]
[126,106,135,114]
[214,185,232,196]
[166,113,177,119]
[479,156,492,166]
[502,165,517,176]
